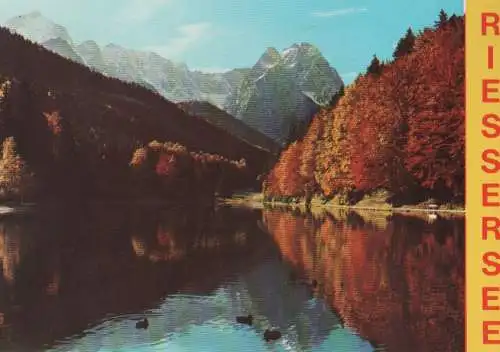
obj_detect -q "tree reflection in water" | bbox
[262,207,464,352]
[0,204,462,351]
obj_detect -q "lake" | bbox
[0,203,464,351]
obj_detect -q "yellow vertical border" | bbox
[466,0,500,351]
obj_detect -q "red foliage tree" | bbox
[265,141,305,198]
[265,13,464,204]
[405,17,465,200]
[155,153,177,177]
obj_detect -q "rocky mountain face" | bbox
[41,37,85,65]
[4,12,343,144]
[177,101,281,155]
[3,12,245,108]
[0,25,272,201]
[76,40,107,72]
[5,12,84,65]
[5,11,73,45]
[225,44,344,144]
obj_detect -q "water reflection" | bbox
[0,204,463,351]
[262,208,464,352]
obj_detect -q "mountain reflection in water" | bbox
[0,204,463,351]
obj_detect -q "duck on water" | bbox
[264,329,282,342]
[236,314,253,325]
[136,318,149,329]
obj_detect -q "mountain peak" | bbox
[265,47,280,55]
[5,11,73,45]
[26,11,43,18]
[256,47,281,70]
[102,43,130,56]
[79,39,99,47]
[78,40,101,55]
[228,42,343,143]
[104,43,123,49]
[291,42,315,48]
[282,42,320,58]
[76,40,106,72]
[42,37,85,65]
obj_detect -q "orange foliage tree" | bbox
[264,13,464,205]
[264,141,305,199]
[130,141,248,201]
[405,16,465,201]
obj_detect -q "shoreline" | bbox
[219,193,465,215]
[0,203,36,216]
[1,196,466,216]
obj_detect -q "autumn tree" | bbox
[347,74,397,193]
[315,86,355,199]
[265,141,305,199]
[380,59,422,200]
[393,28,416,60]
[262,12,464,205]
[130,140,248,202]
[0,137,35,202]
[405,17,465,201]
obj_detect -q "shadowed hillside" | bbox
[177,101,281,155]
[0,27,272,202]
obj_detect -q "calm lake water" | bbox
[0,204,464,352]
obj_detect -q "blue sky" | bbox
[0,0,464,83]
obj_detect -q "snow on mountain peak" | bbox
[256,47,281,70]
[227,42,344,143]
[77,40,107,72]
[78,40,100,51]
[5,12,73,45]
[282,43,320,62]
[3,12,343,117]
[26,11,42,18]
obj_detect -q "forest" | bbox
[0,11,465,207]
[0,27,272,203]
[264,12,465,207]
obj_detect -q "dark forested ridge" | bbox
[177,100,281,155]
[0,27,272,202]
[264,13,465,206]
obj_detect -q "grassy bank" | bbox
[220,192,465,215]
